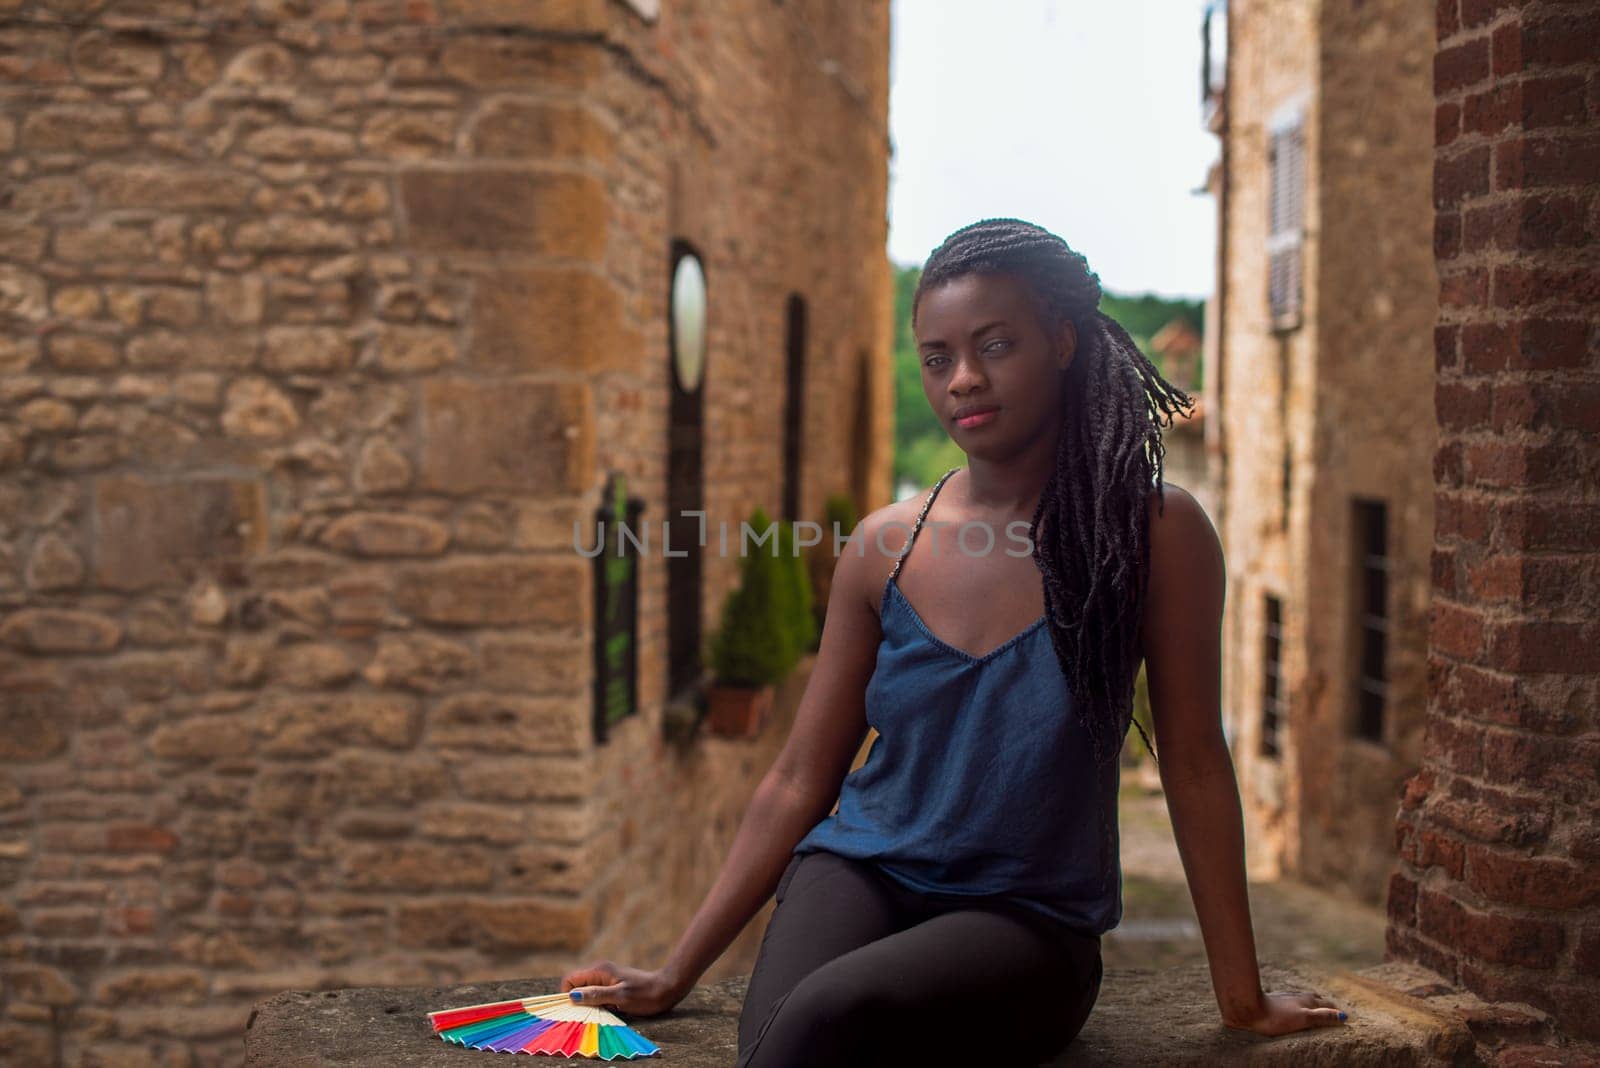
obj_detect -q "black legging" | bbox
[736,850,1104,1068]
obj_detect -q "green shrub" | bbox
[709,508,792,687]
[775,518,817,660]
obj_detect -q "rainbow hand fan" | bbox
[428,991,661,1059]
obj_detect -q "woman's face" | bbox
[913,271,1077,460]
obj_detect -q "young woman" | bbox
[561,219,1347,1065]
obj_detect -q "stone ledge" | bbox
[244,962,1477,1067]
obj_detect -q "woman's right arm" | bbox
[561,516,894,1014]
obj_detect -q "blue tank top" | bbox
[793,466,1123,936]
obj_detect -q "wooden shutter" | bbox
[1267,118,1305,324]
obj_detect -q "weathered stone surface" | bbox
[319,513,450,557]
[467,99,614,162]
[394,559,585,627]
[222,378,299,439]
[92,476,268,591]
[85,163,255,208]
[47,333,119,371]
[417,379,592,495]
[257,695,421,758]
[427,693,588,755]
[0,609,121,654]
[354,438,413,494]
[244,964,1478,1067]
[362,633,474,692]
[470,267,634,373]
[262,326,354,374]
[25,532,84,590]
[373,326,456,373]
[398,169,606,258]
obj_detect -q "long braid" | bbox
[913,218,1195,769]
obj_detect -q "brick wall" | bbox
[1387,0,1600,1042]
[0,0,892,1063]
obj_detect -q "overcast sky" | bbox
[886,0,1218,300]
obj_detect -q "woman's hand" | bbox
[1223,990,1347,1036]
[559,960,686,1018]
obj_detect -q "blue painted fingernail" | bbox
[1338,1011,1347,1021]
[571,991,583,1001]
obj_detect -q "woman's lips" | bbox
[955,408,998,429]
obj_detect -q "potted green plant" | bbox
[776,517,818,657]
[806,493,859,640]
[706,508,793,738]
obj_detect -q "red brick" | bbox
[1462,440,1567,490]
[1465,844,1600,909]
[1428,783,1553,846]
[1459,964,1600,1043]
[1487,618,1600,673]
[1387,925,1462,984]
[1457,0,1500,31]
[1440,322,1465,369]
[1441,268,1490,312]
[1461,320,1515,370]
[1576,925,1600,977]
[1498,1043,1600,1067]
[1435,440,1465,488]
[1496,379,1600,434]
[1423,713,1486,774]
[1436,379,1492,430]
[1514,317,1589,370]
[1493,261,1600,307]
[1518,192,1591,249]
[1437,100,1463,147]
[1421,828,1468,878]
[1436,211,1463,261]
[1435,490,1494,544]
[1491,22,1523,78]
[1522,11,1600,73]
[1402,766,1437,810]
[1436,145,1493,207]
[1501,502,1600,552]
[1433,600,1489,661]
[1524,133,1600,189]
[1522,73,1589,129]
[1483,729,1599,800]
[1463,83,1520,136]
[1419,887,1564,968]
[1387,869,1419,926]
[1437,37,1493,94]
[1463,199,1520,250]
[1433,545,1460,597]
[1437,0,1460,41]
[1494,137,1525,190]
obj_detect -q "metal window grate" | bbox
[1262,594,1284,759]
[1353,499,1389,743]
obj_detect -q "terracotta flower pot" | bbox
[705,683,774,740]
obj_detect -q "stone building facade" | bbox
[0,0,892,1063]
[1200,0,1438,902]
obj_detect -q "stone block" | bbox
[467,99,614,163]
[398,168,606,258]
[417,378,593,495]
[470,268,635,373]
[394,558,586,627]
[427,693,588,755]
[91,475,268,592]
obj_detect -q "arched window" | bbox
[667,242,707,698]
[783,294,807,521]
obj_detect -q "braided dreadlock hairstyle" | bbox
[912,218,1196,769]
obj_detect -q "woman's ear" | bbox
[1056,319,1078,373]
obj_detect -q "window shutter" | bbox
[1267,118,1305,324]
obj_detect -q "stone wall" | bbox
[1213,0,1320,883]
[1213,0,1436,903]
[0,0,892,1063]
[1386,0,1600,1043]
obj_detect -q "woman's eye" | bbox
[983,339,1012,354]
[923,354,948,368]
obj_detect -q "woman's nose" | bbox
[948,354,987,392]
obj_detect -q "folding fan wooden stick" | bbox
[428,991,661,1059]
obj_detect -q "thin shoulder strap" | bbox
[889,466,961,581]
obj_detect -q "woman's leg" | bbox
[735,851,912,1065]
[737,902,1102,1068]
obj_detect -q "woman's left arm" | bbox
[1140,486,1346,1037]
